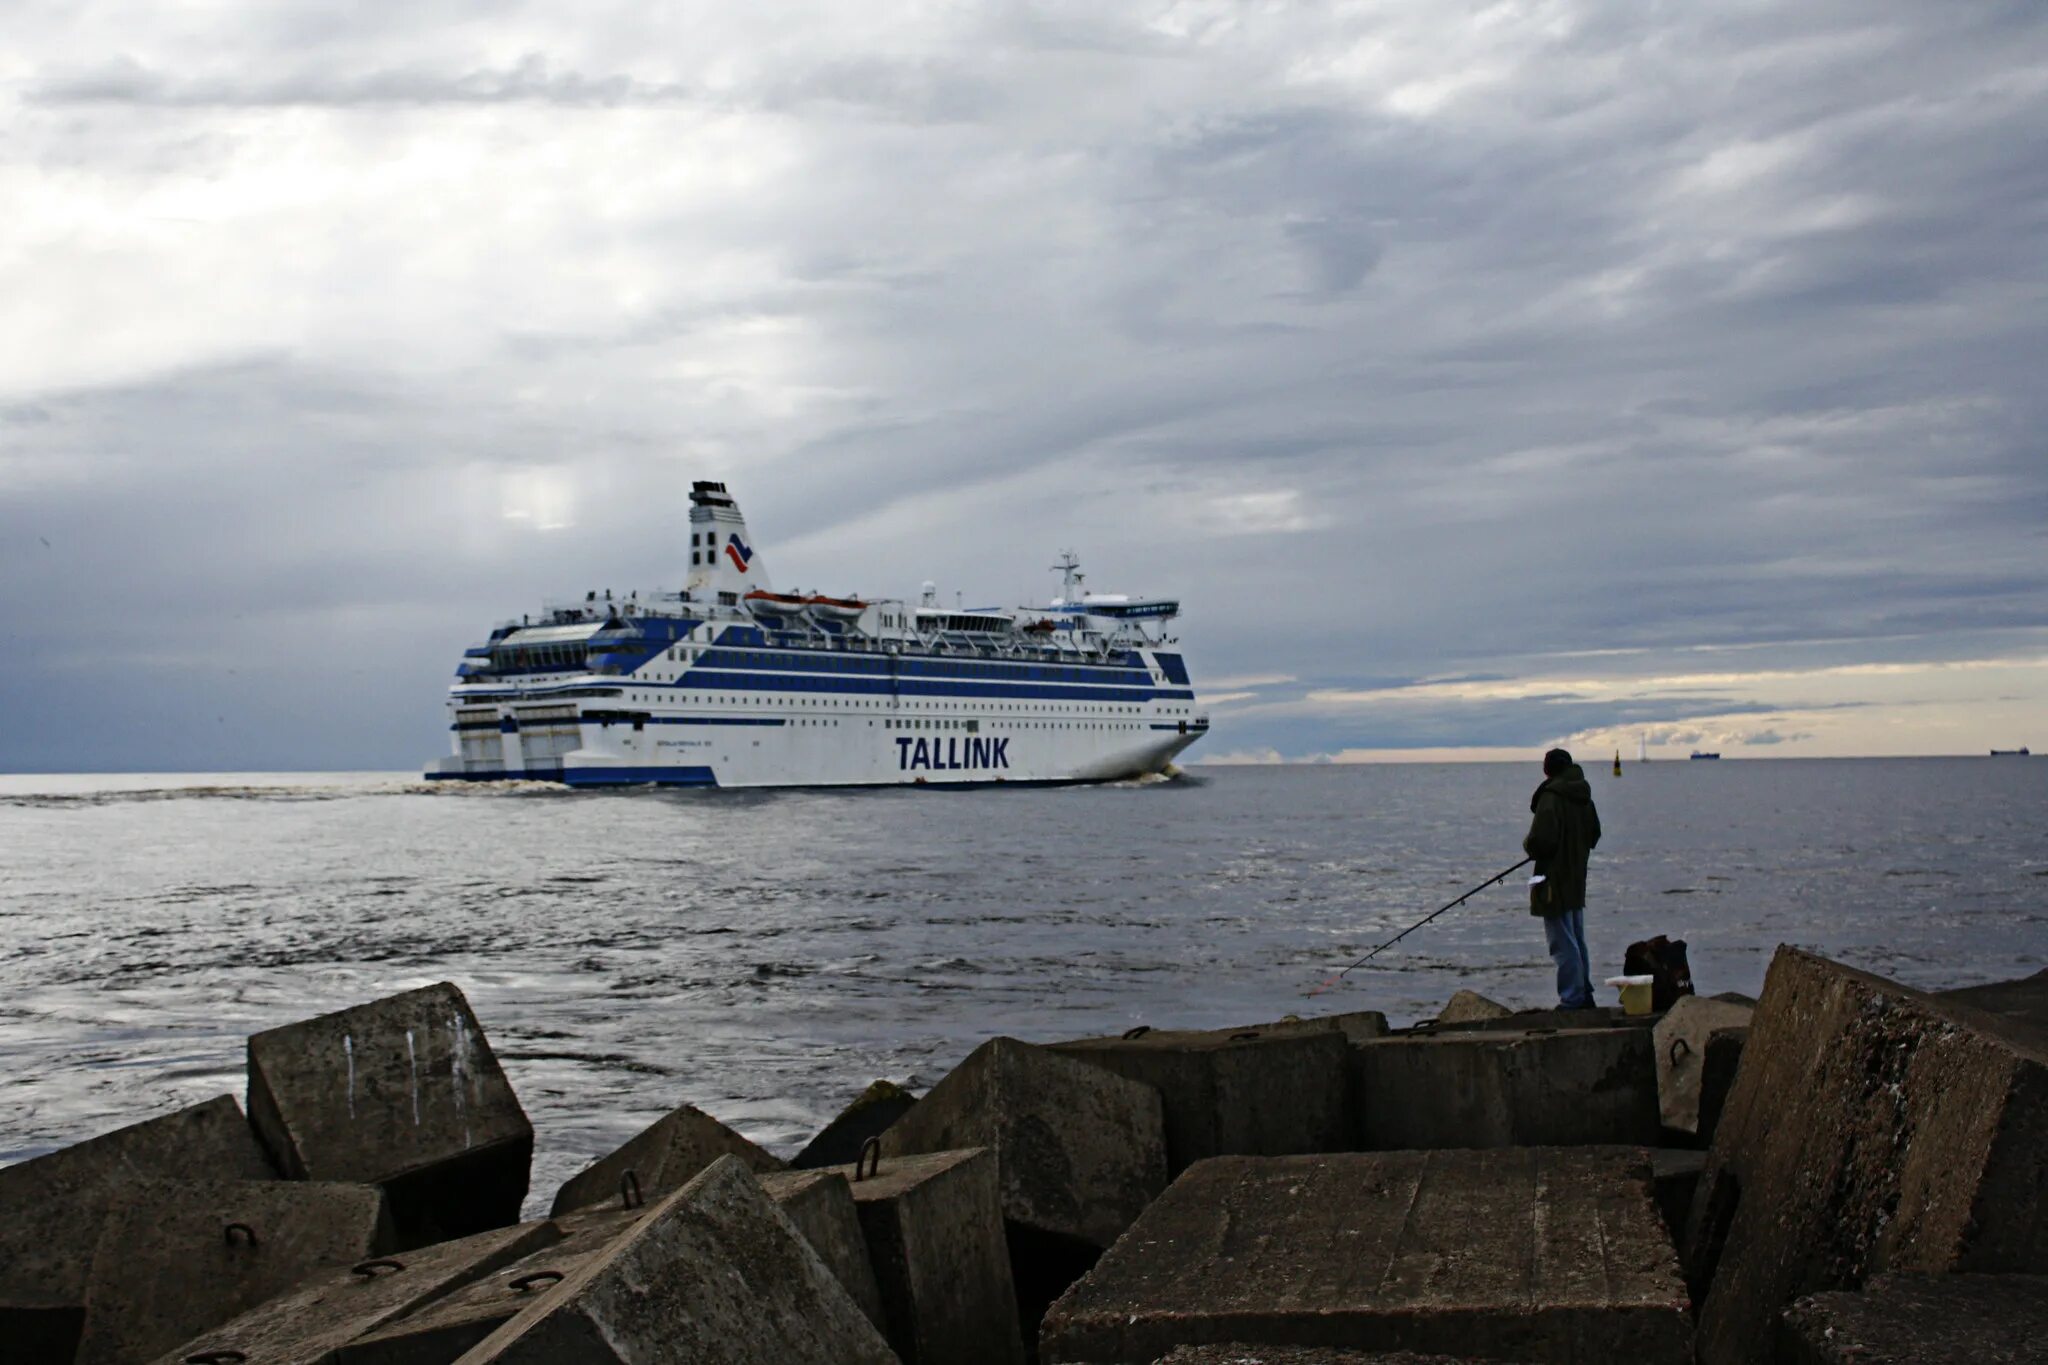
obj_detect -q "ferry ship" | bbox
[424,482,1208,788]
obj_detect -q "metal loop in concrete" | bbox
[509,1270,566,1294]
[854,1136,881,1182]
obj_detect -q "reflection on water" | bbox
[2,759,2043,1212]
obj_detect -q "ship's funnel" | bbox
[685,481,774,599]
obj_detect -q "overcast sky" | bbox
[3,1,2045,770]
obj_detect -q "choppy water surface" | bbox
[3,759,2044,1209]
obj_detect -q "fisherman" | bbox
[1524,747,1602,1009]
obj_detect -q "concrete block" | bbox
[828,1147,1023,1365]
[1425,1006,1643,1035]
[335,1212,638,1365]
[0,1095,275,1365]
[450,1155,896,1365]
[880,1036,1167,1249]
[1049,1025,1351,1175]
[247,983,533,1249]
[1227,1011,1391,1044]
[1156,1350,1527,1364]
[1434,990,1510,1025]
[1684,948,2048,1365]
[1041,1148,1692,1365]
[1649,1149,1707,1249]
[1694,1025,1746,1146]
[76,1178,391,1365]
[1652,995,1753,1134]
[1939,967,2048,1037]
[549,1101,782,1217]
[1776,1272,2048,1364]
[791,1080,919,1170]
[149,1221,556,1365]
[1350,1027,1661,1149]
[757,1170,887,1334]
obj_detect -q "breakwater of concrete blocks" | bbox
[3,957,2044,1364]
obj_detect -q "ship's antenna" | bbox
[1052,550,1083,604]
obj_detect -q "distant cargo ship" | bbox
[1990,747,2031,756]
[424,482,1208,788]
[1689,752,1721,761]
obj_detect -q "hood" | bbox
[1531,764,1593,811]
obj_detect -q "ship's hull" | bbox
[426,718,1206,788]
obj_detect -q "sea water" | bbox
[2,758,2043,1208]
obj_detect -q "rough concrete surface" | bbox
[550,1101,782,1217]
[881,1036,1167,1249]
[1434,991,1511,1025]
[757,1169,887,1333]
[1351,1027,1661,1149]
[1777,1272,2048,1363]
[148,1221,556,1365]
[1041,1148,1691,1365]
[336,1211,641,1365]
[1427,1006,1644,1036]
[449,1155,896,1365]
[0,1094,276,1365]
[826,1146,1023,1365]
[1685,947,2048,1365]
[1693,1026,1746,1147]
[791,1080,920,1170]
[247,982,532,1248]
[76,1177,392,1365]
[1048,1026,1350,1175]
[1230,1011,1391,1044]
[1154,1350,1529,1364]
[1938,968,2048,1038]
[1652,995,1754,1133]
[1649,1149,1707,1249]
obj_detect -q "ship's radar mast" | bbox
[1053,550,1085,605]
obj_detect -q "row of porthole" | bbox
[612,692,1161,715]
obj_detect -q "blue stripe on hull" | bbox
[452,678,1196,704]
[421,762,1193,791]
[425,766,719,787]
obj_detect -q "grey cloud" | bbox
[1283,218,1384,297]
[29,47,1007,124]
[1239,696,1808,759]
[1741,730,1809,746]
[29,53,690,108]
[3,1,2046,767]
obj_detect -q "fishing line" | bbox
[1304,856,1534,997]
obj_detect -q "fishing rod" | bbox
[1304,856,1534,997]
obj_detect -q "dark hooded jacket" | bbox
[1524,763,1601,915]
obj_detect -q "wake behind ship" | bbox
[424,482,1209,788]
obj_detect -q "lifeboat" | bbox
[805,594,868,621]
[744,590,809,617]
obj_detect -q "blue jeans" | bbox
[1544,909,1594,1009]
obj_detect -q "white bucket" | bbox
[1605,974,1656,1016]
